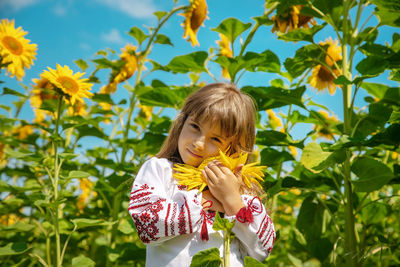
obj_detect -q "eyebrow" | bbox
[190,117,225,139]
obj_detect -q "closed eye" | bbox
[212,137,222,143]
[190,123,200,131]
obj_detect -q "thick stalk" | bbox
[52,96,63,267]
[341,1,358,265]
[223,232,230,267]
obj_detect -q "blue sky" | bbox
[1,0,398,141]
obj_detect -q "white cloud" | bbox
[52,5,67,16]
[101,28,125,44]
[96,0,156,19]
[0,0,40,11]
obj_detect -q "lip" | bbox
[187,149,202,159]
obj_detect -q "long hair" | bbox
[157,83,256,164]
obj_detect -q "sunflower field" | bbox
[1,0,400,266]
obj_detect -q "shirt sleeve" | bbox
[226,195,276,262]
[128,157,204,245]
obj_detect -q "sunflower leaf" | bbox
[166,52,207,73]
[128,26,148,45]
[278,24,325,43]
[155,34,173,46]
[212,18,252,43]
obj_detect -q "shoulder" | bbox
[139,157,173,175]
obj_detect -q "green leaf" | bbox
[284,44,322,78]
[91,93,115,105]
[256,130,303,148]
[244,256,267,266]
[242,85,305,109]
[392,33,400,53]
[74,59,89,72]
[71,218,116,229]
[137,86,180,108]
[155,34,173,46]
[2,87,27,98]
[361,202,388,224]
[212,17,252,43]
[287,253,303,267]
[190,247,222,267]
[351,157,394,192]
[360,82,389,99]
[278,24,325,43]
[72,255,95,267]
[296,196,324,240]
[92,58,125,70]
[334,75,352,85]
[0,242,30,256]
[118,219,136,234]
[372,0,400,27]
[356,56,388,76]
[388,111,400,124]
[5,148,33,159]
[261,148,294,166]
[76,125,106,139]
[154,11,167,20]
[212,212,235,233]
[166,52,208,73]
[128,26,148,45]
[68,171,91,179]
[300,142,345,173]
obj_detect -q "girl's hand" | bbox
[201,190,225,213]
[202,160,245,216]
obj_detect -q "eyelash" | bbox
[190,123,222,143]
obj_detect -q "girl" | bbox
[128,83,275,266]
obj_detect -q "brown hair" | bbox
[157,83,256,163]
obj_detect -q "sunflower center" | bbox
[57,76,79,94]
[317,66,334,82]
[2,36,23,55]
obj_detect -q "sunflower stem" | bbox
[52,95,63,267]
[341,1,358,266]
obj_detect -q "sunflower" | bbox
[137,103,153,121]
[313,110,339,140]
[101,44,137,94]
[0,143,7,168]
[217,33,232,79]
[12,125,34,140]
[77,178,97,212]
[271,5,316,34]
[266,110,283,130]
[0,19,37,80]
[180,0,208,46]
[308,38,342,95]
[67,100,88,117]
[173,150,265,192]
[41,64,93,105]
[31,76,58,123]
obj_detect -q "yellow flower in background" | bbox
[31,76,58,123]
[138,103,153,121]
[181,0,208,46]
[42,64,93,105]
[77,178,96,212]
[324,38,342,67]
[314,110,339,140]
[0,19,37,80]
[308,38,342,95]
[308,65,341,95]
[271,5,316,34]
[0,143,7,168]
[173,150,265,192]
[266,110,283,130]
[67,100,88,117]
[0,214,19,225]
[217,33,232,79]
[392,151,399,160]
[13,125,34,140]
[288,145,298,157]
[101,44,138,94]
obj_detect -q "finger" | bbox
[206,161,225,177]
[234,164,244,178]
[202,167,216,185]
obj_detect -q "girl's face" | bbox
[178,116,231,167]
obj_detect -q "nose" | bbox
[193,135,205,150]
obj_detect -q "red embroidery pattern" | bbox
[132,199,165,243]
[165,203,171,236]
[178,203,186,235]
[170,204,177,235]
